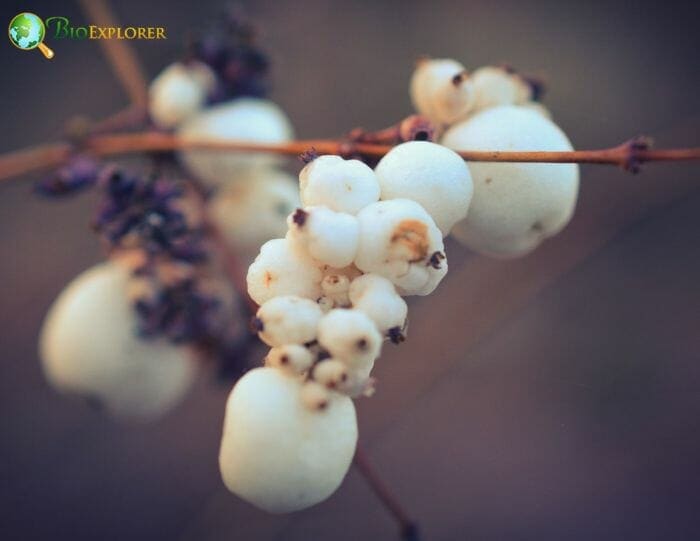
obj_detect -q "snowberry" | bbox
[286,207,359,268]
[348,274,407,335]
[299,155,380,215]
[470,66,523,112]
[208,168,299,258]
[254,295,323,347]
[312,358,349,390]
[374,140,473,234]
[300,380,333,411]
[265,344,315,374]
[219,367,357,513]
[178,98,293,188]
[442,105,579,257]
[148,61,216,129]
[317,309,382,370]
[39,262,197,422]
[247,238,323,305]
[354,199,447,295]
[410,58,475,125]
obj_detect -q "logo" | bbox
[8,12,54,58]
[8,12,167,59]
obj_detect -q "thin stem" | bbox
[354,445,419,540]
[77,0,149,108]
[2,131,699,183]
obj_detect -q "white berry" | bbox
[265,344,315,374]
[299,155,380,214]
[208,168,300,258]
[354,199,447,295]
[148,61,216,129]
[348,274,407,334]
[178,98,293,188]
[219,368,357,513]
[374,140,473,234]
[410,58,475,125]
[255,295,323,347]
[247,238,323,305]
[39,262,197,422]
[312,358,350,390]
[442,105,579,257]
[470,66,522,112]
[286,207,359,268]
[317,309,382,370]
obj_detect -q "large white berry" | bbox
[255,295,323,347]
[354,199,447,295]
[148,61,216,129]
[442,105,579,257]
[374,141,473,234]
[208,168,300,258]
[178,98,293,188]
[409,58,475,125]
[287,207,359,268]
[39,262,197,422]
[317,309,382,370]
[247,238,323,305]
[299,155,380,214]
[219,367,357,513]
[348,274,407,334]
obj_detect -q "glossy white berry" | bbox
[299,155,380,215]
[39,262,197,422]
[287,207,359,268]
[208,168,299,258]
[148,61,216,129]
[265,344,315,374]
[442,105,579,257]
[219,367,357,513]
[348,274,407,334]
[374,141,473,234]
[178,98,293,188]
[247,238,323,305]
[255,295,323,347]
[410,58,475,125]
[317,309,382,370]
[354,199,447,295]
[312,358,349,390]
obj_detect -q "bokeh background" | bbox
[1,0,700,539]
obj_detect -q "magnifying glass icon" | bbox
[8,12,55,59]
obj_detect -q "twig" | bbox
[354,446,420,540]
[77,0,149,108]
[2,132,699,183]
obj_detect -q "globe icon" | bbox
[8,12,54,58]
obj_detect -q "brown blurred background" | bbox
[1,0,700,539]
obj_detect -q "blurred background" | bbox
[1,0,700,539]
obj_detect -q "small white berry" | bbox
[374,140,473,234]
[442,105,579,257]
[299,155,380,214]
[317,309,382,370]
[247,238,323,305]
[354,199,447,295]
[300,380,333,411]
[470,66,522,111]
[265,344,315,374]
[348,274,407,335]
[219,367,357,513]
[410,58,475,125]
[312,358,349,390]
[254,295,323,347]
[286,207,360,268]
[148,61,216,129]
[178,98,293,188]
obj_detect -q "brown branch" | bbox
[77,0,149,108]
[2,131,700,183]
[354,446,419,540]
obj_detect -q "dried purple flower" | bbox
[35,155,101,197]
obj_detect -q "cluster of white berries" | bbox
[411,57,579,257]
[218,142,473,513]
